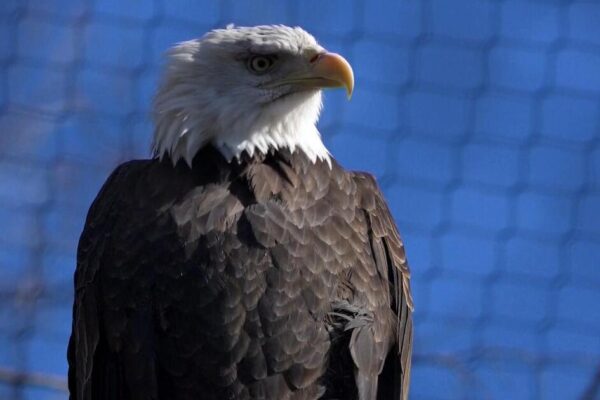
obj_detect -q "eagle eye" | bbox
[247,55,276,74]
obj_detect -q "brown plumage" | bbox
[68,145,413,400]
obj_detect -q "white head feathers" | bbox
[152,25,332,167]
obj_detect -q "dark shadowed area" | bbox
[0,1,599,399]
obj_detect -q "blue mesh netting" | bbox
[1,1,599,399]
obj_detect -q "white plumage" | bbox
[152,25,333,167]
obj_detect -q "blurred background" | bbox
[1,0,599,399]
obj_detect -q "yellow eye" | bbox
[248,55,275,74]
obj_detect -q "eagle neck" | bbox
[152,89,331,169]
[213,122,331,169]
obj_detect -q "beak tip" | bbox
[345,78,354,100]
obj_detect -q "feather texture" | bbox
[68,146,413,400]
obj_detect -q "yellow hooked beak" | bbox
[307,52,354,99]
[267,52,355,99]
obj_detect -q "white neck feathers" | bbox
[152,87,330,167]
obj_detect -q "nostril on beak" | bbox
[309,53,321,64]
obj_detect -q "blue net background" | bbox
[1,0,599,399]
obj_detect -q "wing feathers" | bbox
[353,172,414,400]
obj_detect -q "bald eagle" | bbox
[68,25,413,400]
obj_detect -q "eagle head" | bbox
[152,24,354,167]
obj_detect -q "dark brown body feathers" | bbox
[68,146,413,400]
